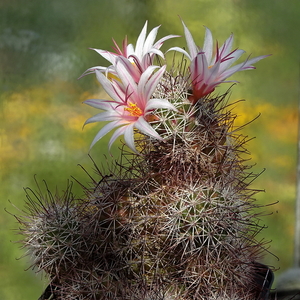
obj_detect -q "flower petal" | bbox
[135,117,162,140]
[123,123,136,152]
[108,125,128,149]
[203,27,213,64]
[154,34,180,49]
[92,48,117,65]
[84,99,115,110]
[126,43,135,57]
[115,58,138,93]
[205,61,221,84]
[181,20,198,59]
[117,56,142,83]
[219,54,269,80]
[167,46,192,61]
[141,65,166,100]
[191,53,208,82]
[78,66,108,79]
[85,112,113,124]
[145,98,177,112]
[89,120,125,149]
[95,70,123,103]
[218,34,234,59]
[140,48,165,71]
[143,25,160,54]
[135,21,148,59]
[218,49,245,72]
[144,48,165,58]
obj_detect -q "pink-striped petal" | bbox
[218,34,234,59]
[115,59,137,92]
[89,120,126,149]
[218,49,245,72]
[142,65,166,100]
[153,34,180,49]
[84,111,118,124]
[108,125,128,150]
[95,70,123,103]
[135,21,148,59]
[167,46,192,61]
[145,98,177,112]
[203,27,213,64]
[123,123,136,152]
[92,48,117,65]
[181,20,198,60]
[143,25,160,53]
[135,117,162,140]
[219,54,269,80]
[84,99,114,110]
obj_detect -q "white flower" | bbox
[169,20,269,103]
[84,60,176,152]
[82,21,179,82]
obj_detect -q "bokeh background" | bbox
[1,0,299,299]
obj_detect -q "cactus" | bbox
[15,20,272,299]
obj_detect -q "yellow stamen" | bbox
[124,102,143,117]
[107,72,121,82]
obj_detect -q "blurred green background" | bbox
[0,0,299,299]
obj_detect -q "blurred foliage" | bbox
[0,0,299,298]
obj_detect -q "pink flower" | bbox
[84,60,176,152]
[82,21,179,83]
[170,20,269,103]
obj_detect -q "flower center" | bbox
[124,101,143,117]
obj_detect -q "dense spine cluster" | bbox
[17,79,268,300]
